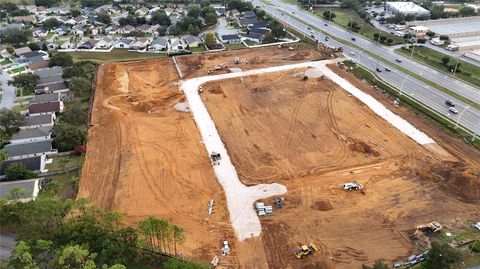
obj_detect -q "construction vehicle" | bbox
[294,243,319,259]
[412,221,442,239]
[208,64,227,74]
[343,182,363,191]
[273,197,284,208]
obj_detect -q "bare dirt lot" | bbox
[201,68,480,268]
[176,46,328,79]
[78,59,238,265]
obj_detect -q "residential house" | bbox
[184,35,202,48]
[34,66,63,78]
[96,36,117,49]
[35,82,69,96]
[10,127,52,145]
[164,8,174,16]
[119,25,135,34]
[78,39,98,49]
[249,27,268,35]
[21,51,49,70]
[239,17,258,27]
[114,39,135,49]
[136,24,152,34]
[0,45,10,58]
[33,28,49,38]
[242,11,257,19]
[221,34,241,44]
[243,32,265,43]
[59,40,76,49]
[0,23,24,34]
[67,16,87,25]
[36,75,64,87]
[106,25,119,35]
[28,101,64,116]
[248,21,268,29]
[57,16,71,24]
[130,38,150,50]
[72,24,85,36]
[48,7,70,15]
[228,9,240,18]
[149,37,168,51]
[137,7,150,16]
[5,140,57,160]
[31,93,61,104]
[169,38,186,51]
[0,178,44,202]
[19,114,56,129]
[13,16,37,24]
[14,47,32,56]
[148,7,161,15]
[53,25,69,35]
[0,156,48,177]
[214,6,226,16]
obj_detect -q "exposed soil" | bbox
[201,68,480,268]
[77,59,238,265]
[176,46,327,79]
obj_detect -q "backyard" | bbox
[66,49,168,63]
[396,46,480,88]
[313,7,404,45]
[7,66,27,75]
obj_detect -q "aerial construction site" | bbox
[78,46,480,268]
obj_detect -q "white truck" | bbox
[343,182,363,190]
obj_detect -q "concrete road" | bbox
[424,42,480,68]
[0,71,16,109]
[253,0,480,134]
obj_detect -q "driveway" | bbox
[0,71,16,109]
[201,17,237,37]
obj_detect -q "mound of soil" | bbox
[311,199,333,211]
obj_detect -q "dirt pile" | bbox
[311,199,333,211]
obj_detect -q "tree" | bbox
[417,38,427,44]
[150,12,171,26]
[269,20,285,38]
[187,5,202,18]
[8,73,39,93]
[35,0,57,7]
[426,31,435,38]
[0,109,24,136]
[70,9,81,17]
[361,259,390,269]
[204,32,216,49]
[425,241,461,269]
[459,6,476,17]
[386,38,393,44]
[374,33,380,40]
[8,241,39,269]
[204,12,217,26]
[28,42,41,51]
[0,29,30,45]
[442,56,450,65]
[322,10,336,20]
[118,15,137,26]
[0,2,19,14]
[5,163,38,180]
[97,13,111,25]
[63,99,88,125]
[69,76,91,93]
[49,52,73,67]
[43,18,60,30]
[187,24,201,36]
[0,148,7,161]
[263,32,276,44]
[54,245,97,269]
[439,35,449,41]
[12,9,30,16]
[52,123,86,152]
[225,0,253,12]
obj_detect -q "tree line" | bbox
[1,190,205,268]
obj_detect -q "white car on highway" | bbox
[350,51,356,56]
[449,107,458,114]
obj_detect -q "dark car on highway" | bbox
[445,99,455,107]
[376,68,382,72]
[351,37,356,41]
[395,59,402,63]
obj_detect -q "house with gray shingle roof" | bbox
[19,114,56,130]
[10,127,52,145]
[150,37,168,51]
[5,140,57,160]
[0,156,48,177]
[31,93,60,104]
[0,178,44,202]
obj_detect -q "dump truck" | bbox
[294,243,319,259]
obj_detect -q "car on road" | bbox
[385,67,391,71]
[325,37,329,41]
[307,26,311,30]
[292,11,295,14]
[350,51,356,56]
[449,107,458,114]
[395,58,402,63]
[324,23,328,26]
[351,37,356,41]
[445,99,455,107]
[310,34,315,38]
[376,68,382,72]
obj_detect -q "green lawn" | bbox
[47,170,79,200]
[189,45,206,52]
[46,155,83,171]
[0,58,12,65]
[281,0,298,4]
[67,49,168,63]
[244,39,258,46]
[313,7,404,45]
[7,66,27,74]
[225,43,247,50]
[396,46,480,88]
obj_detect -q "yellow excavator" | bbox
[294,243,319,259]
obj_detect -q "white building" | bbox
[386,2,430,16]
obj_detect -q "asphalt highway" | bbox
[253,0,480,134]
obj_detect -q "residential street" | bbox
[0,71,16,109]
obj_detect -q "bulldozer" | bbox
[412,221,442,239]
[294,243,319,259]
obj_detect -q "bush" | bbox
[52,123,86,152]
[6,163,37,180]
[471,240,480,253]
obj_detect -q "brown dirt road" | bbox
[78,59,238,265]
[201,69,480,268]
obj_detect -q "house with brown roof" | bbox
[13,16,37,24]
[28,101,64,116]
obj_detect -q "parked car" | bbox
[445,99,455,107]
[449,107,458,114]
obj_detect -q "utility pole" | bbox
[455,104,470,129]
[356,48,365,65]
[410,43,416,58]
[472,123,480,142]
[453,58,459,75]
